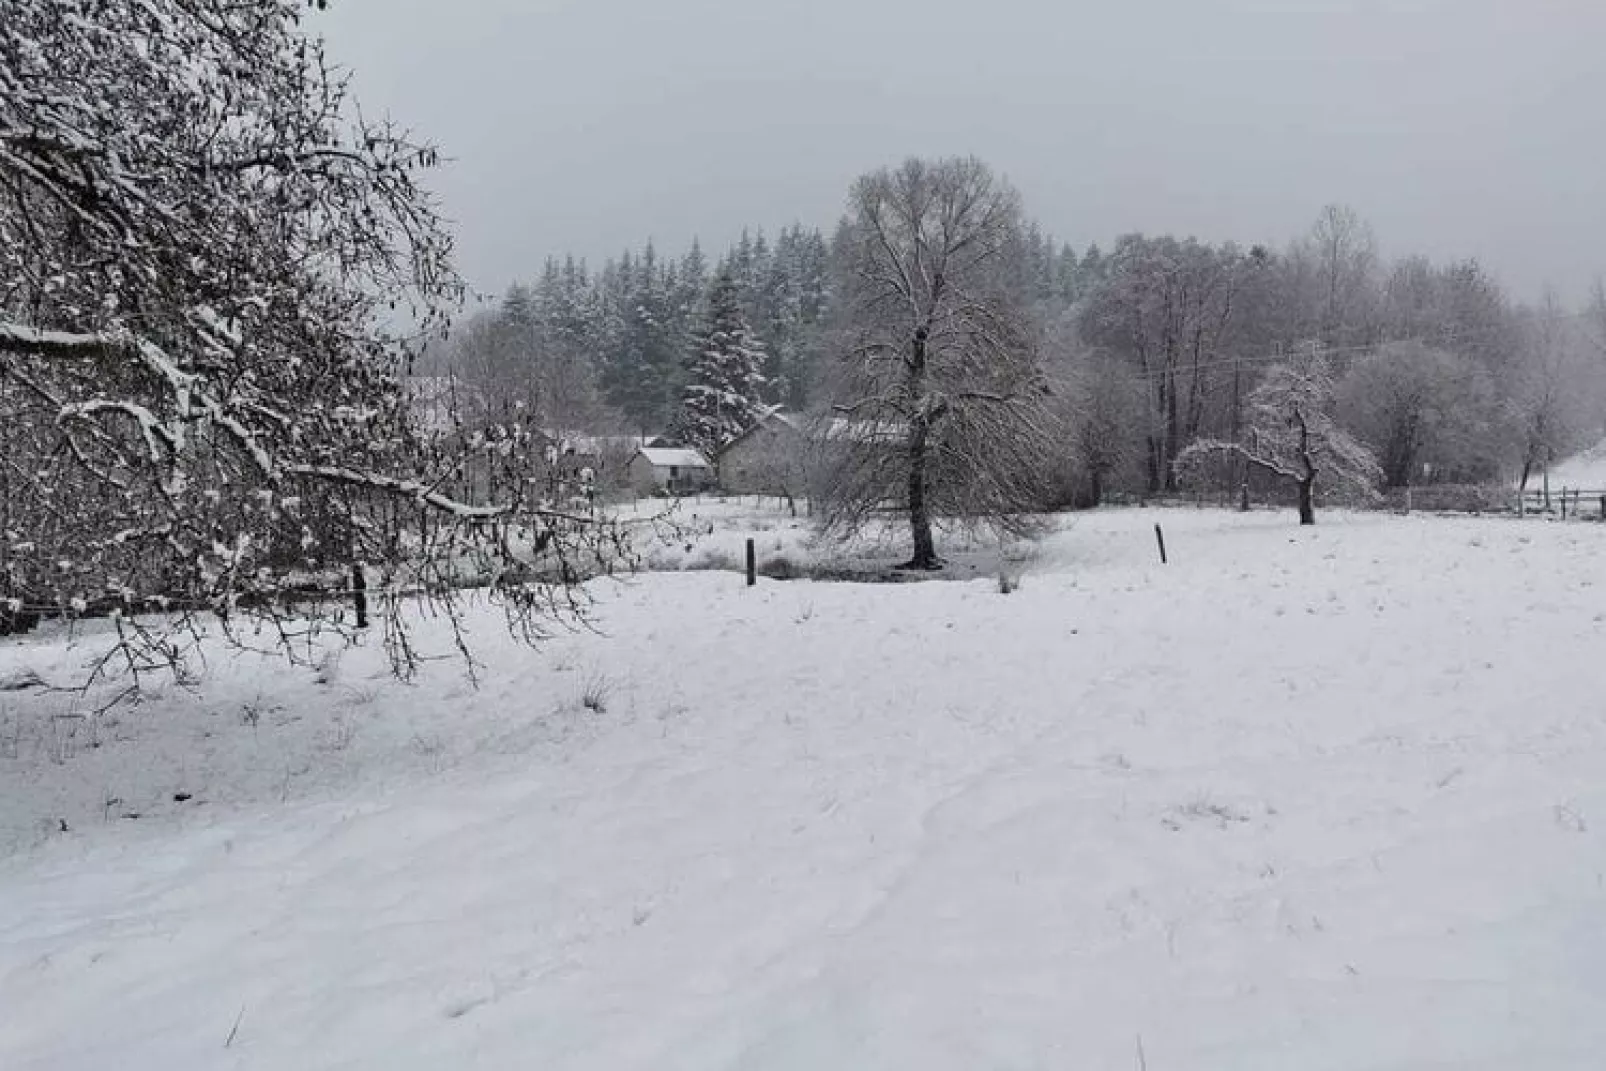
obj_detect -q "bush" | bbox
[757,556,800,580]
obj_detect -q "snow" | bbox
[4,508,1606,1068]
[1551,438,1606,488]
[615,495,1023,578]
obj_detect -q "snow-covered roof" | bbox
[822,417,907,444]
[759,405,800,430]
[637,446,710,469]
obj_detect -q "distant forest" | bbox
[421,199,1606,501]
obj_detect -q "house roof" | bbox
[822,417,907,444]
[548,432,646,456]
[637,446,711,469]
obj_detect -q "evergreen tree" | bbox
[596,244,681,432]
[495,283,540,406]
[677,240,709,323]
[676,267,768,456]
[1055,242,1080,304]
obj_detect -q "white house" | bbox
[627,446,713,495]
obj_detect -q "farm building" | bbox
[546,433,646,494]
[715,409,807,496]
[628,446,714,495]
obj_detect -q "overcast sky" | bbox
[320,0,1605,304]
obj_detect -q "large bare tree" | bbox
[0,0,633,679]
[823,157,1051,569]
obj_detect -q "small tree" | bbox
[1177,356,1380,524]
[675,267,768,457]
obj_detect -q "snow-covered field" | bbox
[3,507,1606,1069]
[626,494,1027,579]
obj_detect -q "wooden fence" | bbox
[1513,488,1606,521]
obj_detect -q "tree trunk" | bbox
[1163,368,1180,491]
[1297,477,1315,525]
[1090,469,1104,509]
[1293,404,1317,526]
[905,442,938,569]
[1145,435,1162,494]
[901,325,940,570]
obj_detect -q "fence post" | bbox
[1239,481,1250,512]
[1561,490,1568,520]
[745,538,756,587]
[1599,495,1604,522]
[1154,524,1168,565]
[351,561,368,628]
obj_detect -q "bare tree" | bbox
[1177,354,1381,525]
[1590,279,1606,351]
[1336,342,1502,488]
[1040,317,1144,507]
[1078,236,1246,492]
[1504,296,1597,491]
[0,0,635,680]
[822,157,1051,569]
[1301,204,1380,348]
[1588,279,1606,379]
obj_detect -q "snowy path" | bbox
[3,510,1606,1068]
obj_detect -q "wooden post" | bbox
[1239,481,1249,513]
[1561,489,1568,520]
[1154,524,1168,565]
[745,538,756,587]
[351,561,369,628]
[1599,495,1604,522]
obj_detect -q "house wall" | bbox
[718,424,804,496]
[670,464,713,493]
[627,454,664,495]
[628,455,713,495]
